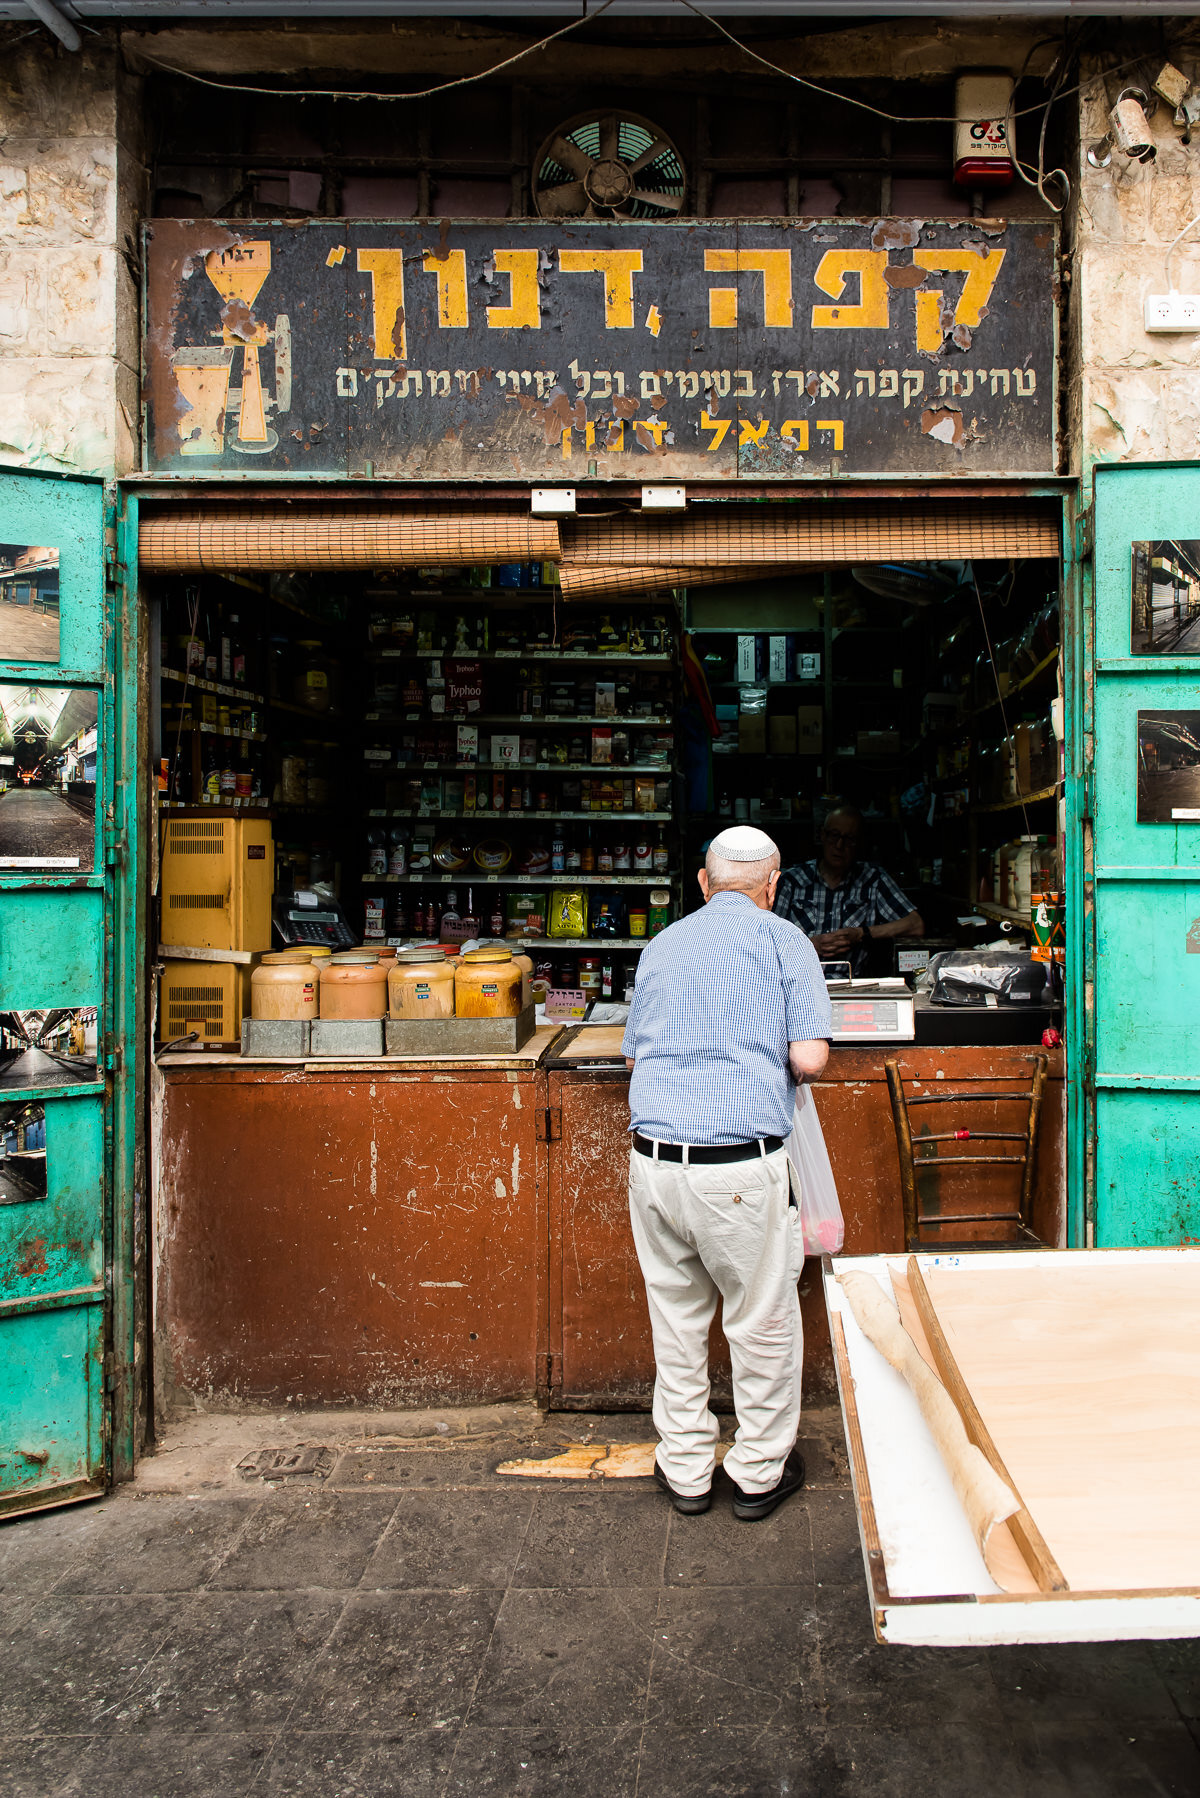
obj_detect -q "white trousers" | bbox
[628,1143,804,1497]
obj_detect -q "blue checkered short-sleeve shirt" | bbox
[622,891,832,1146]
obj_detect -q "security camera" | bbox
[1110,88,1156,162]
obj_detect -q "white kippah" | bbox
[707,825,779,863]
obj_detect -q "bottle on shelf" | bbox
[387,827,408,876]
[461,887,481,939]
[204,604,219,681]
[652,825,670,874]
[487,891,505,938]
[632,827,652,873]
[230,612,246,686]
[201,740,220,804]
[367,829,388,877]
[581,826,595,874]
[220,611,233,683]
[565,832,581,874]
[597,836,614,875]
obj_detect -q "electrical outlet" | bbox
[1145,292,1200,332]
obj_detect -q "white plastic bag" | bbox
[785,1085,844,1257]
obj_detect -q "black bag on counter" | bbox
[920,949,1053,1008]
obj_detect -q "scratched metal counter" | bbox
[154,1041,1064,1412]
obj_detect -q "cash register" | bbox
[272,891,358,950]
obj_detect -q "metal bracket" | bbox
[103,826,126,869]
[103,1032,122,1073]
[1074,505,1094,562]
[536,1107,562,1142]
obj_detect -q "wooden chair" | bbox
[884,1055,1049,1251]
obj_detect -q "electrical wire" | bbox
[131,0,1140,128]
[1164,212,1200,291]
[133,0,617,104]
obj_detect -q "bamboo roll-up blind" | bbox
[139,510,561,571]
[562,504,1060,567]
[558,563,799,600]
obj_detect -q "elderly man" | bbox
[622,825,832,1520]
[774,804,923,973]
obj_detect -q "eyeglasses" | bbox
[822,829,860,847]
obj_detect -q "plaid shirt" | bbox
[773,859,915,972]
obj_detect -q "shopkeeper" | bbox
[773,805,923,972]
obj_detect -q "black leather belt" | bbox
[632,1133,785,1165]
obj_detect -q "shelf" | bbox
[366,810,672,823]
[177,723,267,743]
[367,760,671,776]
[161,667,265,705]
[972,784,1061,815]
[365,872,677,887]
[973,901,1036,930]
[160,798,269,813]
[516,936,649,950]
[364,713,672,728]
[971,648,1059,720]
[369,648,672,665]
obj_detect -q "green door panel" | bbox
[0,1095,103,1301]
[0,472,105,680]
[1093,879,1200,1077]
[0,1303,103,1518]
[0,889,104,1011]
[0,466,116,1517]
[1095,1091,1200,1245]
[1091,463,1200,1245]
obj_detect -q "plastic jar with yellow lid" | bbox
[252,951,319,1020]
[454,946,523,1018]
[388,949,456,1019]
[320,951,388,1019]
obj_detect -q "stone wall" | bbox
[0,38,144,477]
[1074,59,1200,471]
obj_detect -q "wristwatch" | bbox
[861,924,873,943]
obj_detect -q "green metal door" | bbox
[1086,462,1200,1245]
[0,468,137,1516]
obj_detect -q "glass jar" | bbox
[295,640,333,713]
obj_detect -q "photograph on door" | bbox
[1137,711,1200,822]
[0,545,60,663]
[1131,541,1200,655]
[0,685,98,870]
[0,1102,47,1202]
[0,1011,98,1091]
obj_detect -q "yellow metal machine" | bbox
[158,815,272,1045]
[160,816,273,952]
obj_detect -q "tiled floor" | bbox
[0,1409,1196,1796]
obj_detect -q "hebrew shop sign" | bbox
[142,218,1057,480]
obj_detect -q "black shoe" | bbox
[653,1460,712,1515]
[730,1449,806,1522]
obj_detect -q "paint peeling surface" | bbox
[142,218,1057,479]
[157,1067,545,1409]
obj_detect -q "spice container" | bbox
[388,949,456,1019]
[320,951,388,1019]
[252,950,319,1021]
[455,947,523,1017]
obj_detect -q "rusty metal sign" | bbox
[141,218,1057,481]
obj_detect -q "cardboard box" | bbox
[490,732,520,764]
[591,727,613,763]
[736,634,760,683]
[797,651,821,681]
[738,711,767,755]
[796,706,823,754]
[857,730,902,756]
[456,724,478,762]
[768,636,791,683]
[769,715,798,755]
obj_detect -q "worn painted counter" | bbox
[155,1045,1065,1410]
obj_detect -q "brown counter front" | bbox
[155,1044,1065,1411]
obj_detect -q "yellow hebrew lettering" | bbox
[562,426,573,460]
[912,249,1007,354]
[700,410,732,452]
[811,251,890,330]
[487,249,542,330]
[422,249,469,329]
[704,250,793,329]
[780,420,809,450]
[816,419,844,450]
[738,417,771,447]
[558,250,643,329]
[357,248,407,360]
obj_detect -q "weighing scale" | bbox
[825,977,916,1044]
